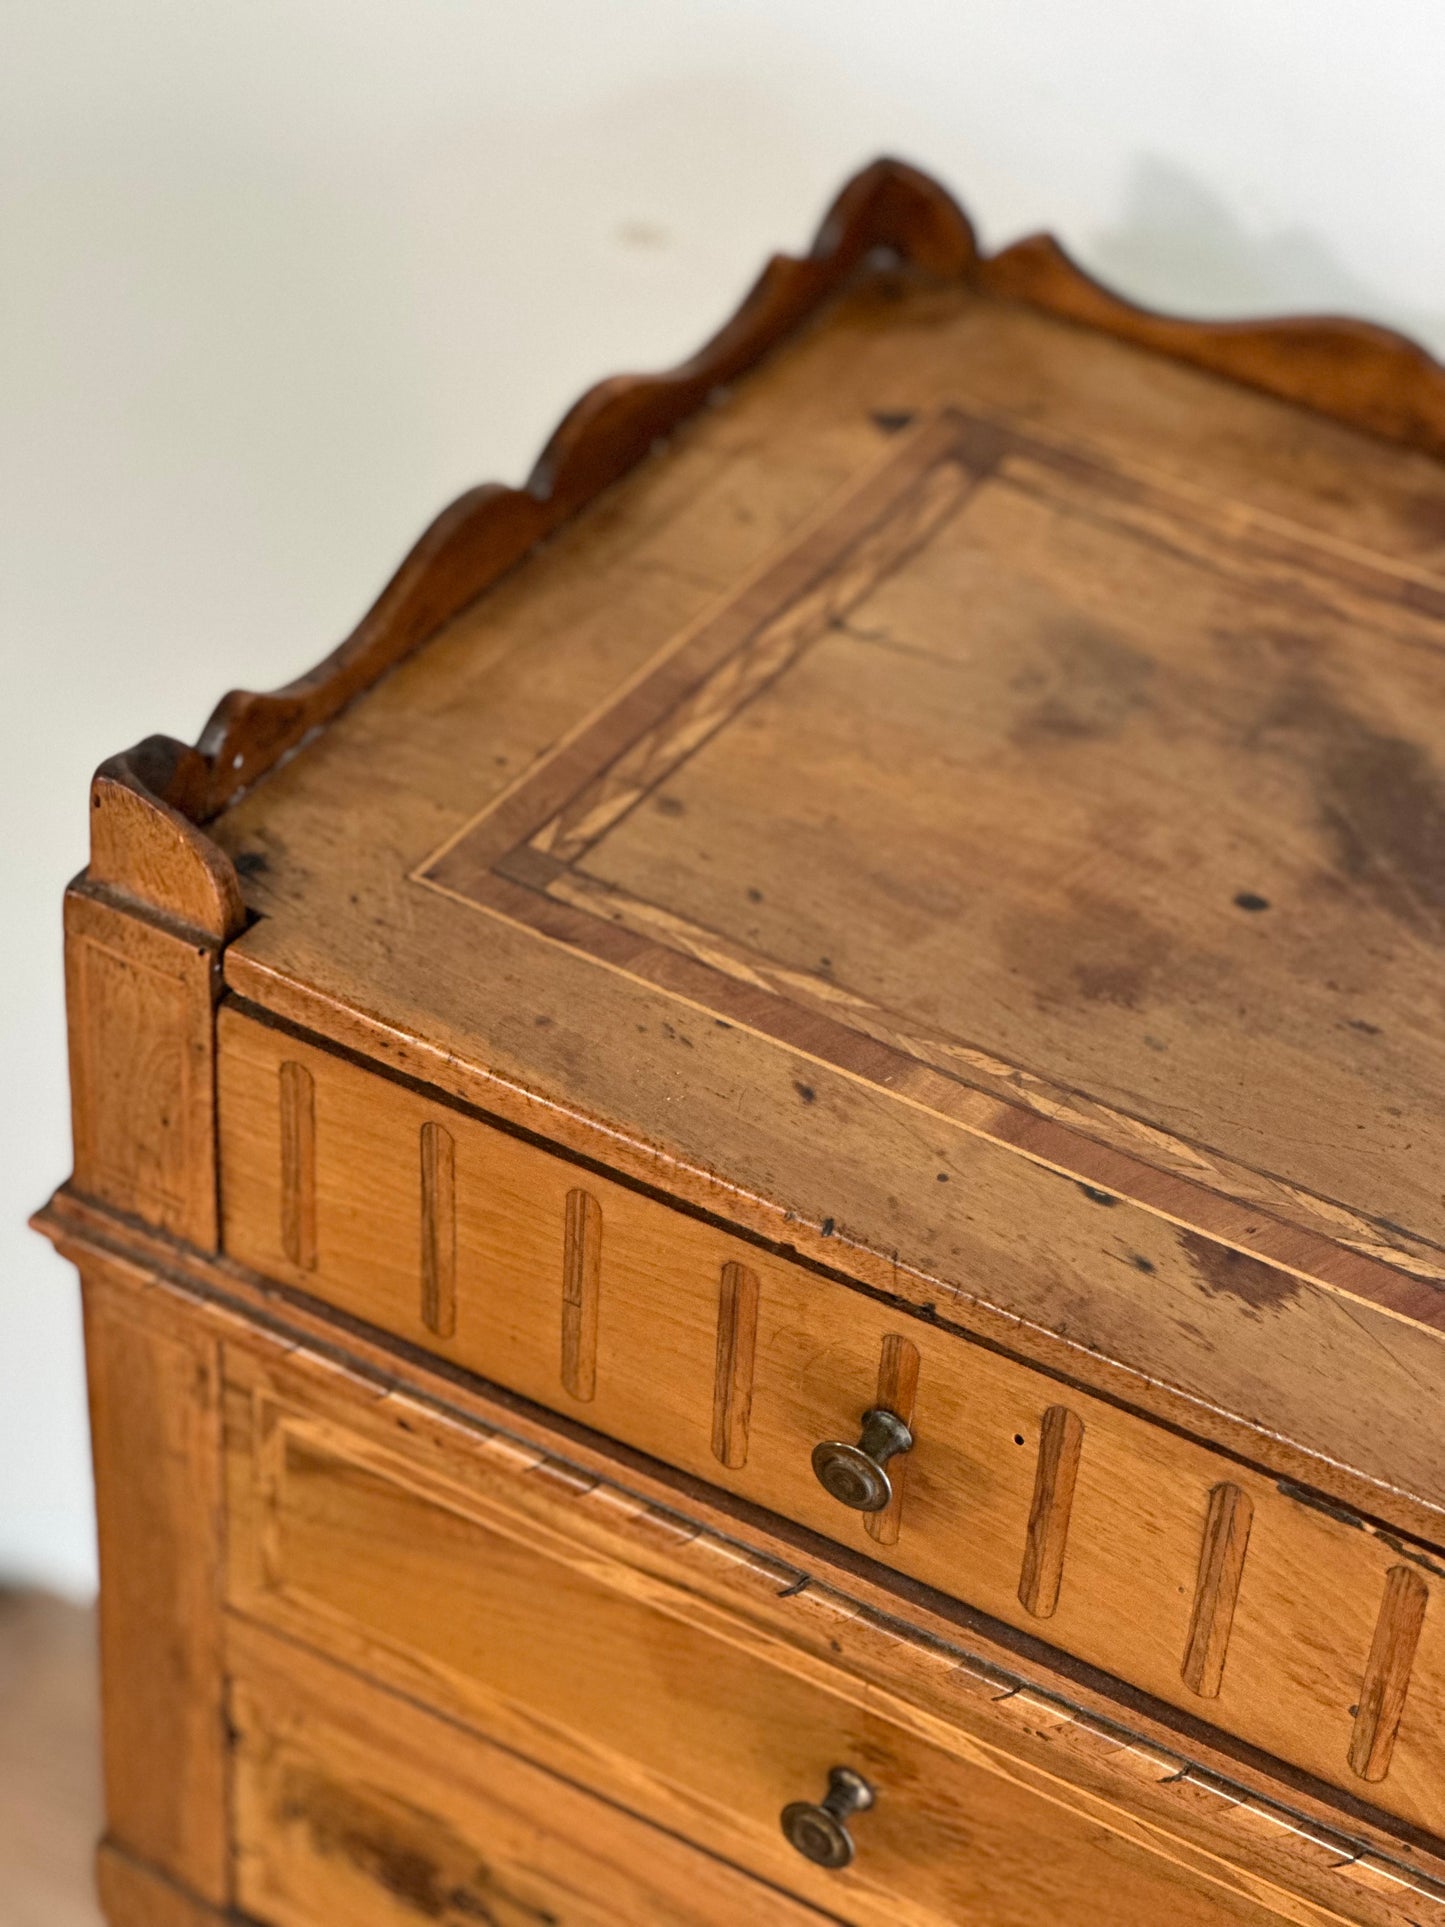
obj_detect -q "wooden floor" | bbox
[0,1588,103,1926]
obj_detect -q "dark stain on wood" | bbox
[1276,1479,1368,1531]
[1009,617,1156,749]
[278,1765,560,1923]
[1181,1232,1300,1316]
[1260,676,1445,937]
[1006,892,1176,1015]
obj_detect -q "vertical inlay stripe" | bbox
[711,1262,759,1468]
[561,1188,602,1402]
[1182,1483,1254,1698]
[419,1120,457,1339]
[1018,1405,1084,1618]
[278,1060,316,1271]
[865,1332,921,1548]
[1349,1565,1429,1783]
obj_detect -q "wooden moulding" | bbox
[88,156,1445,932]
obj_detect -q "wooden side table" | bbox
[36,158,1445,1926]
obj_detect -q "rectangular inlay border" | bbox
[414,408,1445,1323]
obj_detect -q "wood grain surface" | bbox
[49,157,1445,1927]
[1018,1405,1085,1621]
[865,1332,921,1551]
[225,1341,1423,1927]
[417,1119,456,1339]
[65,888,221,1249]
[711,1259,759,1470]
[46,1227,1445,1927]
[50,1177,1445,1872]
[1183,1485,1256,1701]
[229,1619,829,1927]
[209,248,1445,1562]
[214,1011,1445,1840]
[81,1255,229,1909]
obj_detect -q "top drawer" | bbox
[216,1007,1445,1838]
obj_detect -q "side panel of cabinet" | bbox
[82,1256,229,1909]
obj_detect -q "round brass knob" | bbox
[810,1407,913,1512]
[781,1765,875,1868]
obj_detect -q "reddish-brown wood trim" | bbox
[192,159,979,817]
[89,156,1438,844]
[978,231,1445,460]
[88,736,244,940]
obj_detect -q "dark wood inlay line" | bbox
[419,1120,457,1339]
[1182,1482,1254,1698]
[561,1187,602,1402]
[711,1261,760,1469]
[866,1332,921,1549]
[422,411,985,880]
[1018,1404,1084,1618]
[278,1060,316,1271]
[1349,1564,1429,1783]
[528,450,983,871]
[409,399,1445,1327]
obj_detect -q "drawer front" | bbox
[218,1010,1445,1837]
[223,1346,1430,1927]
[228,1616,827,1927]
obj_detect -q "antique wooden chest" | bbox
[35,159,1445,1925]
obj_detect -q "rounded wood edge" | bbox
[88,735,244,940]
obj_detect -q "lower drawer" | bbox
[228,1616,826,1926]
[223,1345,1409,1927]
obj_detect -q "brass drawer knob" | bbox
[811,1407,913,1512]
[781,1765,875,1868]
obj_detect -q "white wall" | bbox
[3,0,1442,1597]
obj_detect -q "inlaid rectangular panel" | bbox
[224,1353,1375,1927]
[408,400,1445,1316]
[217,1008,1445,1837]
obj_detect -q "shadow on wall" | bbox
[1088,157,1445,358]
